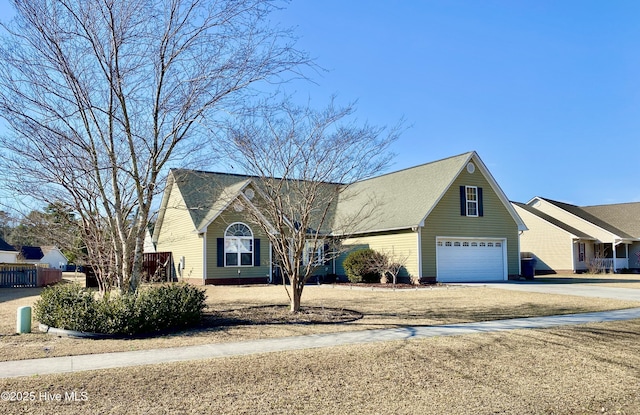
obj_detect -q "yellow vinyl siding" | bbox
[421,166,519,278]
[514,205,575,272]
[205,207,271,281]
[336,230,418,277]
[155,181,204,281]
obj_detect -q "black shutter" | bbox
[460,186,466,216]
[254,239,260,267]
[217,238,224,267]
[478,187,484,217]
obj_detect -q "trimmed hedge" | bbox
[342,249,383,283]
[34,283,207,336]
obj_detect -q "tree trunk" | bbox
[291,280,302,313]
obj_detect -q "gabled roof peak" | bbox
[352,151,475,184]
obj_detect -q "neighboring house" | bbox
[17,246,69,269]
[581,202,640,271]
[153,151,527,285]
[144,225,156,253]
[0,238,18,263]
[513,198,640,274]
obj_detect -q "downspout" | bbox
[269,240,273,284]
[411,228,422,281]
[416,226,423,282]
[201,231,207,284]
[332,250,336,275]
[518,230,524,276]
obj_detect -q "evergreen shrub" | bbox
[342,249,383,283]
[34,283,207,336]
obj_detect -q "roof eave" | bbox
[332,224,417,237]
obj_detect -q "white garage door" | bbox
[436,238,507,282]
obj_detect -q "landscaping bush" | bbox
[343,249,384,283]
[34,283,101,332]
[34,283,207,336]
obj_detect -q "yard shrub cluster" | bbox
[343,249,384,283]
[34,283,207,336]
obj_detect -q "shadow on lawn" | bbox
[499,320,640,370]
[194,302,602,334]
[201,305,363,330]
[0,287,44,303]
[353,302,605,326]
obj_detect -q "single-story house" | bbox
[0,238,18,263]
[18,246,69,269]
[153,151,527,284]
[512,198,640,274]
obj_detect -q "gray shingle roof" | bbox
[540,198,636,239]
[170,169,251,231]
[333,152,473,233]
[512,201,594,239]
[159,151,525,236]
[581,202,640,238]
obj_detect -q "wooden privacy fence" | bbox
[0,264,62,288]
[142,252,175,283]
[38,268,62,286]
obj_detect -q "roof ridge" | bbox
[582,201,640,208]
[171,151,475,186]
[171,168,343,185]
[539,197,579,208]
[348,151,474,185]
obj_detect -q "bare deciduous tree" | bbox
[227,99,400,312]
[0,0,309,293]
[367,248,412,287]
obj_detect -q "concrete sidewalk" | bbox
[3,307,640,379]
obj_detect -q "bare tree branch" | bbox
[0,0,310,293]
[226,98,401,312]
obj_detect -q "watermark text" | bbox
[1,390,88,402]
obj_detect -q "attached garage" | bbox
[436,237,507,282]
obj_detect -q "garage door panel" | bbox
[437,238,506,282]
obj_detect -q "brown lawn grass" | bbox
[1,319,640,414]
[1,282,639,362]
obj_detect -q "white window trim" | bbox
[465,186,479,217]
[224,222,254,267]
[303,240,325,267]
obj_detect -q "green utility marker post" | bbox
[16,306,32,334]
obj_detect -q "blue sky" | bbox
[271,0,640,206]
[1,0,639,207]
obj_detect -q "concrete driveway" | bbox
[463,280,640,302]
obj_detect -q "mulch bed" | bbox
[331,282,445,289]
[208,305,363,326]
